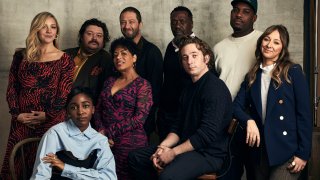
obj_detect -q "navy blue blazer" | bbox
[233,64,312,166]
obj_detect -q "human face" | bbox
[120,11,141,40]
[38,17,58,44]
[113,46,137,73]
[82,25,104,53]
[261,30,283,66]
[67,93,94,132]
[230,2,257,37]
[170,11,193,37]
[180,43,209,82]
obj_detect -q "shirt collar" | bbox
[260,63,276,73]
[172,33,196,52]
[230,30,258,42]
[67,119,96,139]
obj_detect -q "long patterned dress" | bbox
[0,50,74,179]
[94,76,153,180]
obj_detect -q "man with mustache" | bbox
[119,7,163,138]
[65,18,113,103]
[213,0,262,179]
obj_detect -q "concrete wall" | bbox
[0,0,304,168]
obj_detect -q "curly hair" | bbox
[110,37,139,59]
[78,18,110,48]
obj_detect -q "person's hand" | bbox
[157,146,176,166]
[17,111,46,127]
[17,112,39,129]
[28,111,46,125]
[287,156,307,173]
[99,129,105,135]
[42,153,65,171]
[108,139,114,147]
[152,156,164,174]
[246,120,260,147]
[150,146,165,172]
[17,113,36,124]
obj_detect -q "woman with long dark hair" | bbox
[233,25,312,179]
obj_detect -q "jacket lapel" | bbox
[251,70,263,119]
[266,80,282,118]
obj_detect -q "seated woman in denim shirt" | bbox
[31,87,117,180]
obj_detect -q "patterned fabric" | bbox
[1,51,74,179]
[94,76,153,180]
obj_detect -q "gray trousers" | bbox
[253,147,301,180]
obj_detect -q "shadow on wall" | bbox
[0,72,10,169]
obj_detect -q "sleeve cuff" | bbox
[189,135,201,150]
[61,164,77,179]
[295,151,311,161]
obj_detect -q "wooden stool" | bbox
[198,173,217,180]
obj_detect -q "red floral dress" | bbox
[0,51,74,179]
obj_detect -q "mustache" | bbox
[123,28,132,31]
[89,40,99,45]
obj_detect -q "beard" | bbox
[122,28,139,39]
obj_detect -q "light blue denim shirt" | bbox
[31,119,117,180]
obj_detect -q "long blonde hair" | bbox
[247,25,294,89]
[24,12,60,62]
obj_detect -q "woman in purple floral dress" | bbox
[94,37,153,180]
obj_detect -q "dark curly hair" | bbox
[78,18,110,48]
[109,37,139,59]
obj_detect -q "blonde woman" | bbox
[1,12,73,179]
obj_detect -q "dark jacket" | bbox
[135,37,163,135]
[64,47,113,103]
[159,42,192,113]
[233,64,312,166]
[136,37,163,107]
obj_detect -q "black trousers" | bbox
[128,145,222,180]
